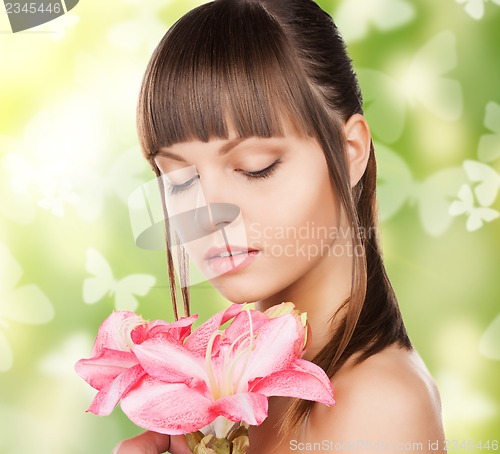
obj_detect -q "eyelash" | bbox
[167,159,281,196]
[241,159,281,180]
[167,176,199,196]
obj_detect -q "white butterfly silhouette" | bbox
[478,102,500,163]
[359,31,463,144]
[463,160,500,206]
[0,243,54,372]
[479,314,500,361]
[449,160,500,232]
[449,184,499,231]
[456,0,500,20]
[83,248,156,311]
[334,0,416,43]
[376,143,465,236]
[37,179,80,218]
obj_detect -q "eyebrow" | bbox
[157,138,250,161]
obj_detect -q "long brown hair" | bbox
[137,0,412,432]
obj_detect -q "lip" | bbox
[204,245,260,276]
[204,246,258,260]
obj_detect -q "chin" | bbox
[210,280,270,305]
[216,289,257,305]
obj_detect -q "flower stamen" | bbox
[206,330,222,400]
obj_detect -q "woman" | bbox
[115,0,446,452]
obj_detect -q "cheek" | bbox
[246,165,340,245]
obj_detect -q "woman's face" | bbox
[155,130,349,304]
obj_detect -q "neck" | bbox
[255,236,353,361]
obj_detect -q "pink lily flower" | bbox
[74,310,197,415]
[119,303,335,437]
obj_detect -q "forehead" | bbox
[155,118,310,158]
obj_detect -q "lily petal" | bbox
[221,309,268,346]
[91,311,140,355]
[249,359,335,406]
[134,338,207,384]
[75,349,138,390]
[211,392,268,426]
[184,304,242,356]
[121,376,216,435]
[292,358,336,401]
[87,364,146,415]
[142,315,198,343]
[240,315,301,384]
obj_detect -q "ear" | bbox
[344,114,371,188]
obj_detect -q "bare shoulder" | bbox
[305,345,446,453]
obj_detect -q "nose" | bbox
[166,167,241,243]
[168,203,241,244]
[191,171,240,234]
[196,203,240,231]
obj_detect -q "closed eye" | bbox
[166,159,281,196]
[167,175,200,196]
[240,159,281,180]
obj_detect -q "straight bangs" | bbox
[137,0,330,161]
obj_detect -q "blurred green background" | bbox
[0,0,499,452]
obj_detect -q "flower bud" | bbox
[231,434,250,454]
[187,427,250,454]
[186,431,204,452]
[264,302,310,352]
[193,434,231,454]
